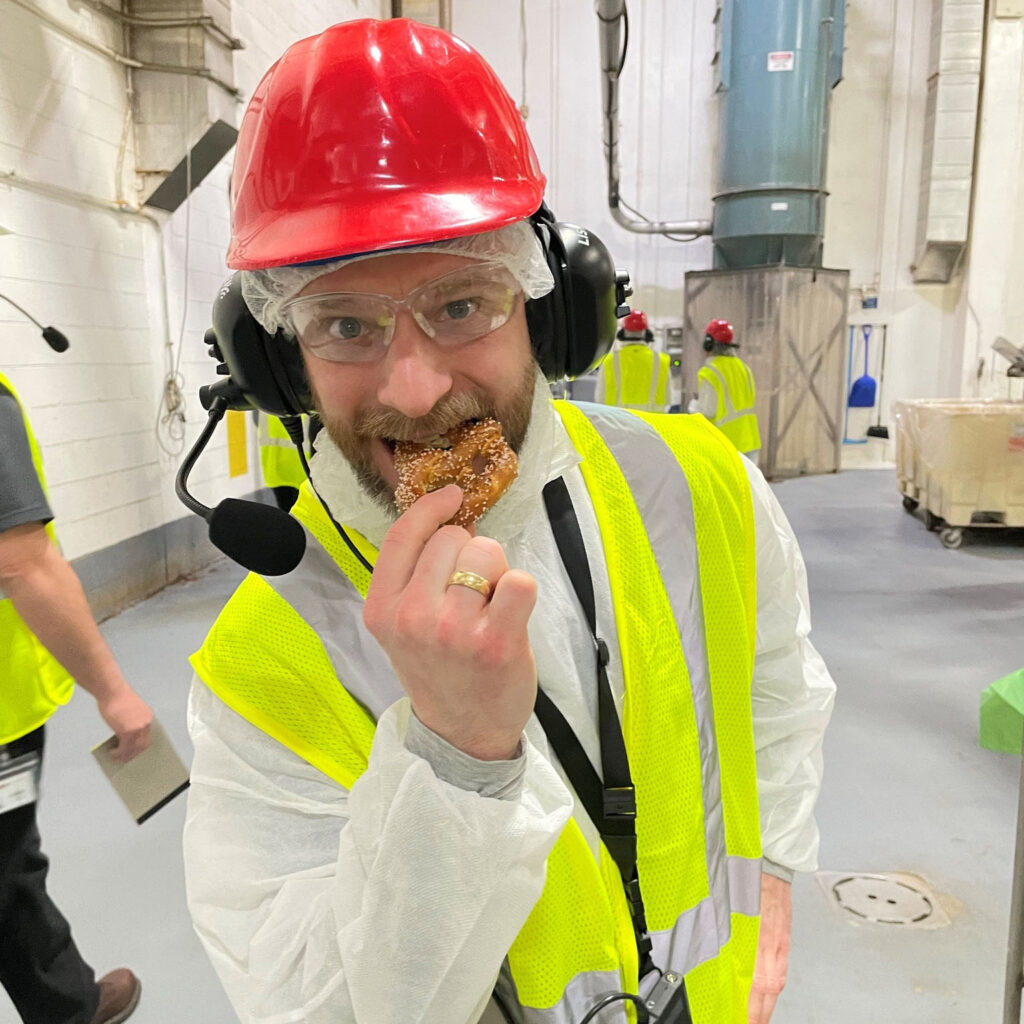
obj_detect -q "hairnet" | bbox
[239,220,554,336]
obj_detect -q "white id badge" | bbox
[0,752,41,814]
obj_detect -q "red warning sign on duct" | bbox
[767,51,795,72]
[1009,425,1024,453]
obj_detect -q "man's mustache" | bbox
[353,392,493,441]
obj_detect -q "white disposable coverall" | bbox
[184,372,836,1024]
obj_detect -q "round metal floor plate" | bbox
[831,874,934,925]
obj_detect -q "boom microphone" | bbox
[175,396,307,575]
[0,293,71,352]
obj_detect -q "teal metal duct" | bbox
[714,0,845,269]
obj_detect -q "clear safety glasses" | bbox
[279,261,521,364]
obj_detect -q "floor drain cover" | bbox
[816,871,951,928]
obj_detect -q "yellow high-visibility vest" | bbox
[0,371,74,744]
[697,356,761,455]
[598,344,671,412]
[258,413,308,490]
[192,402,761,1022]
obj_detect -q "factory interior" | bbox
[1,1,1023,1023]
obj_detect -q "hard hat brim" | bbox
[227,181,545,271]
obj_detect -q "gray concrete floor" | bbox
[0,468,1021,1023]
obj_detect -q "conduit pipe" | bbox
[8,0,241,98]
[594,0,711,237]
[82,0,243,51]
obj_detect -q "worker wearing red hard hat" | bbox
[183,19,833,1024]
[695,318,763,463]
[593,309,672,412]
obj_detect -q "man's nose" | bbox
[376,312,452,418]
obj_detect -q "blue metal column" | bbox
[714,0,845,268]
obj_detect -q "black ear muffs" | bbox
[207,276,311,415]
[526,203,630,380]
[703,334,715,353]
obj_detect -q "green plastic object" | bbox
[980,667,1024,755]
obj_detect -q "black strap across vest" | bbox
[538,476,656,978]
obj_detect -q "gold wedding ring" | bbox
[447,570,492,598]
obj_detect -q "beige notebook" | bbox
[91,717,190,824]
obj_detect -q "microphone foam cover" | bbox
[42,326,70,352]
[208,498,306,576]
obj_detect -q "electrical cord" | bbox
[578,991,648,1024]
[155,36,195,457]
[286,420,375,576]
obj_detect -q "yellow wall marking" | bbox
[226,410,248,478]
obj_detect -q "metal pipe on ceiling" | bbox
[439,0,452,31]
[594,0,711,238]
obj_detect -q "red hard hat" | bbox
[704,319,735,344]
[227,19,546,270]
[622,310,649,333]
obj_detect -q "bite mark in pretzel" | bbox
[393,418,518,527]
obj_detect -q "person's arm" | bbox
[0,522,152,760]
[184,677,572,1024]
[742,460,836,1024]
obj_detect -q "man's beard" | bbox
[313,361,537,511]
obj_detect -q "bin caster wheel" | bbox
[924,510,942,532]
[902,496,919,513]
[939,527,964,550]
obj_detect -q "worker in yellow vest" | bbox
[182,20,835,1024]
[257,412,310,511]
[696,319,762,464]
[594,310,671,412]
[0,368,150,1023]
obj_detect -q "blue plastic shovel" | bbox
[848,324,877,408]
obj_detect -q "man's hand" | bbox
[748,873,792,1024]
[97,685,153,763]
[363,485,538,761]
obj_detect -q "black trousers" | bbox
[0,726,99,1024]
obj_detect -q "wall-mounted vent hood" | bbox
[911,0,984,284]
[121,0,243,212]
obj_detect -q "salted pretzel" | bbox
[393,418,518,527]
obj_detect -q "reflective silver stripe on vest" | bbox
[579,404,760,974]
[262,529,403,720]
[705,362,755,425]
[517,968,626,1024]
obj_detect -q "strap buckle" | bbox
[595,636,610,667]
[603,785,636,819]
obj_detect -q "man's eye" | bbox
[327,316,365,340]
[443,298,477,321]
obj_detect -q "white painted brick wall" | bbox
[1,0,380,560]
